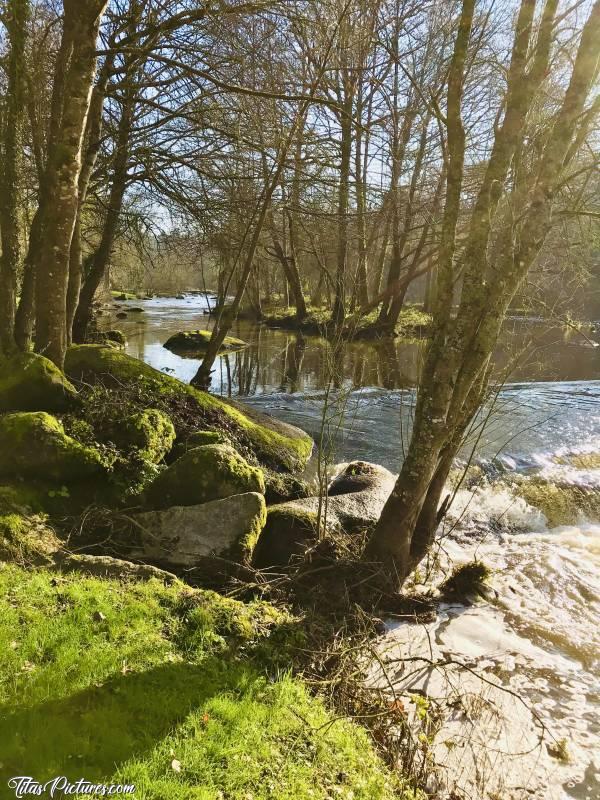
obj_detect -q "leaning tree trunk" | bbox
[0,0,28,353]
[72,89,135,343]
[34,0,109,368]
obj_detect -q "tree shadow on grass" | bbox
[0,658,245,786]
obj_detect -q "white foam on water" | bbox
[448,484,548,531]
[428,468,600,799]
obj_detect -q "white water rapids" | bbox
[371,453,600,800]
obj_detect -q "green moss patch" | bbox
[64,346,313,472]
[0,566,412,799]
[0,351,78,412]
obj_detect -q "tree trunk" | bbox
[331,98,353,328]
[72,89,135,343]
[367,0,600,589]
[34,0,108,367]
[353,91,369,311]
[286,117,308,319]
[0,0,28,352]
[67,52,114,343]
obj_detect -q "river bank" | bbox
[1,293,598,799]
[95,293,599,799]
[1,345,425,798]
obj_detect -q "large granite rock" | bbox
[146,443,265,509]
[64,346,313,472]
[129,492,267,567]
[253,461,395,568]
[0,352,78,412]
[0,412,104,482]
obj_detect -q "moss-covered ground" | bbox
[65,346,313,473]
[260,305,432,340]
[0,565,417,799]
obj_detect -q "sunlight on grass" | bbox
[0,566,414,799]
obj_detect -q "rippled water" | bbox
[102,294,600,799]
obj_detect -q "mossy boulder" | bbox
[164,329,247,355]
[0,352,78,412]
[0,412,105,483]
[254,462,396,567]
[264,470,312,505]
[0,513,61,565]
[64,345,314,472]
[146,443,265,510]
[272,461,395,533]
[98,329,127,348]
[168,429,228,462]
[112,408,175,463]
[253,504,320,568]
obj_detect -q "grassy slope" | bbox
[0,566,415,799]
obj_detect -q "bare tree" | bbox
[32,0,109,367]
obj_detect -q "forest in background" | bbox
[1,0,599,352]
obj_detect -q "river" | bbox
[101,293,600,800]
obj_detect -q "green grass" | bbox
[0,566,415,799]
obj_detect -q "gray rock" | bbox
[282,461,396,532]
[56,554,177,583]
[130,492,267,568]
[253,461,395,567]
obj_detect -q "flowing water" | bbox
[101,294,600,799]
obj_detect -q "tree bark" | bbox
[0,0,28,352]
[34,0,109,368]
